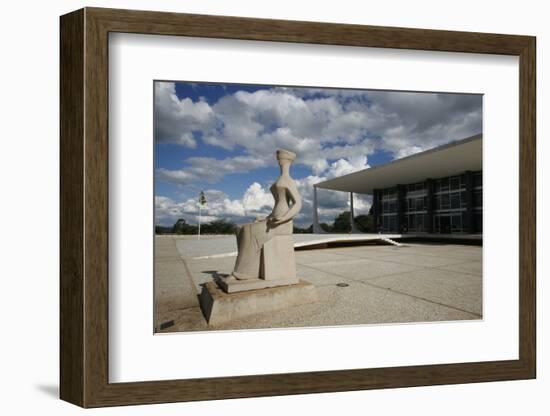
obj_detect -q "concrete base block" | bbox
[261,235,297,280]
[218,275,299,293]
[199,280,318,325]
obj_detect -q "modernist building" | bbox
[313,134,482,235]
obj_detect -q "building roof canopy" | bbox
[316,134,482,194]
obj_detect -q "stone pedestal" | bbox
[218,275,299,293]
[199,280,318,325]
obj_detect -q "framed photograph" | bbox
[60,7,536,408]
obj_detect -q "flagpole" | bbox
[198,204,201,240]
[198,190,206,240]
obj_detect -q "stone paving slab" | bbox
[174,235,236,259]
[436,261,483,276]
[295,250,361,263]
[154,237,200,330]
[397,244,482,261]
[300,257,424,281]
[155,236,483,333]
[186,256,236,291]
[295,265,355,287]
[159,278,478,333]
[373,252,474,268]
[173,233,403,259]
[323,245,421,261]
[367,268,482,316]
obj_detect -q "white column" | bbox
[312,186,325,234]
[350,192,360,233]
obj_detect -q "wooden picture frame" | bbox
[60,7,536,408]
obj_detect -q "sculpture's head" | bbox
[276,149,296,166]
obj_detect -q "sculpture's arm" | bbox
[271,183,302,225]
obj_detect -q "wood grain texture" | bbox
[518,38,536,375]
[83,10,110,406]
[59,8,84,407]
[59,7,537,408]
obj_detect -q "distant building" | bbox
[314,134,482,235]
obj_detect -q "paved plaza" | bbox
[154,235,482,333]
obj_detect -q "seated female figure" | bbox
[231,149,302,280]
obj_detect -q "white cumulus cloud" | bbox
[154,82,481,227]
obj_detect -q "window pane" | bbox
[474,190,482,207]
[450,192,460,209]
[475,212,483,232]
[451,215,462,232]
[441,194,450,209]
[388,215,396,231]
[450,176,460,190]
[416,197,426,211]
[441,178,449,191]
[416,214,425,231]
[474,172,482,188]
[408,214,415,231]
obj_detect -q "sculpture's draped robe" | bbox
[231,182,294,279]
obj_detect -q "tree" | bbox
[293,224,313,234]
[172,218,185,233]
[169,218,238,235]
[155,225,172,234]
[332,211,351,232]
[201,219,237,235]
[329,210,375,233]
[354,214,374,232]
[172,218,196,234]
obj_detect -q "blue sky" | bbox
[154,81,482,227]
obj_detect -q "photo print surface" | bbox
[154,80,483,333]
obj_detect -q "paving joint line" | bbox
[319,250,481,269]
[359,280,482,318]
[172,240,201,297]
[298,262,481,318]
[297,262,426,282]
[325,247,480,262]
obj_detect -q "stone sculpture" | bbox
[219,149,302,292]
[200,149,318,320]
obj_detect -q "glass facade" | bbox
[405,182,427,232]
[432,174,466,233]
[473,171,482,233]
[380,188,398,233]
[373,170,482,234]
